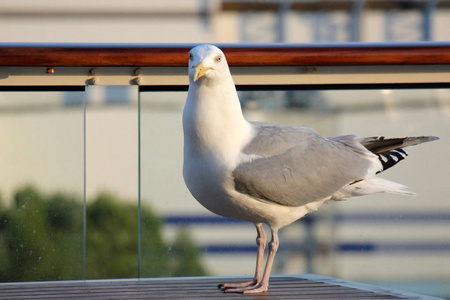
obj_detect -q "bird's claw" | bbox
[220,285,268,294]
[218,281,267,293]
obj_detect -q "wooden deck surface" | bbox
[0,274,443,300]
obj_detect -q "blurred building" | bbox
[1,0,449,44]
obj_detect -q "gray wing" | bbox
[233,124,376,207]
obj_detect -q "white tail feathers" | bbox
[352,177,416,196]
[333,177,416,200]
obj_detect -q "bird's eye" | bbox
[215,56,222,63]
[189,53,193,60]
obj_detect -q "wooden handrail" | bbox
[0,43,449,67]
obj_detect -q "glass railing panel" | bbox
[84,86,139,279]
[0,91,85,282]
[139,87,449,298]
[138,91,209,278]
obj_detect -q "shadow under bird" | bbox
[182,44,439,294]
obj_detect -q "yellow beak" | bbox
[194,61,213,82]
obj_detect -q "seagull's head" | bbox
[188,44,229,84]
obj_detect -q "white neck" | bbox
[183,75,252,165]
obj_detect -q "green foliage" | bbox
[0,186,84,282]
[140,202,173,277]
[86,192,139,279]
[171,230,208,277]
[0,185,208,282]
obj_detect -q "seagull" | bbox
[182,44,438,294]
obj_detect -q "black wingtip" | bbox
[376,148,408,174]
[363,135,439,154]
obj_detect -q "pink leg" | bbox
[218,223,266,291]
[242,228,279,294]
[223,227,279,294]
